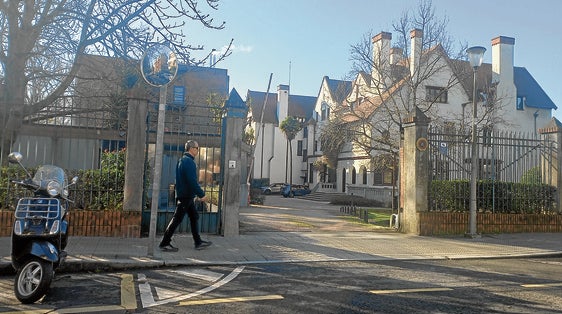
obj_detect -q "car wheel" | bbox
[264,190,271,195]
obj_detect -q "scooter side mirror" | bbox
[8,152,23,164]
[70,177,78,185]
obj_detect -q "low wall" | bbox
[0,210,142,238]
[419,212,562,236]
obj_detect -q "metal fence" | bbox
[1,99,225,235]
[428,125,557,213]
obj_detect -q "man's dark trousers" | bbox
[161,198,202,245]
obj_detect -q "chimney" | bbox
[372,31,392,88]
[491,36,516,108]
[410,29,423,77]
[277,84,290,123]
[390,47,403,65]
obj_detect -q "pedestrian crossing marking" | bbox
[521,283,562,288]
[140,266,245,308]
[370,287,453,294]
[168,268,224,282]
[179,294,284,306]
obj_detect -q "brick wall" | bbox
[419,212,562,236]
[0,210,141,238]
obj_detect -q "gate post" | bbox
[400,107,430,234]
[221,89,247,237]
[123,88,148,212]
[539,118,562,213]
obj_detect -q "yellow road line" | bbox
[370,287,453,294]
[521,283,562,288]
[179,294,284,306]
[120,274,137,310]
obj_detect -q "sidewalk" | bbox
[2,197,562,274]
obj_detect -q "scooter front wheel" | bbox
[14,257,53,304]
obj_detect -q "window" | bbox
[173,86,185,106]
[302,149,307,162]
[351,167,356,184]
[361,166,367,184]
[426,86,448,103]
[303,127,308,138]
[373,170,393,186]
[297,140,303,156]
[314,140,318,153]
[516,96,526,110]
[321,102,330,121]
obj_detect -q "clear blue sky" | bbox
[186,0,562,120]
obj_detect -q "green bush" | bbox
[430,179,556,213]
[74,149,126,210]
[329,194,384,207]
[0,165,33,210]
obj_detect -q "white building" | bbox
[247,31,557,203]
[246,85,316,186]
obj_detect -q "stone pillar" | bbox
[539,118,562,213]
[221,88,247,237]
[123,88,148,211]
[400,107,430,234]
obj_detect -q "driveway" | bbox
[240,195,394,233]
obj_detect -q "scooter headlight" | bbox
[47,181,61,197]
[13,221,22,235]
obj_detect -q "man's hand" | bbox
[199,196,208,202]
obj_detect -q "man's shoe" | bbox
[195,240,212,250]
[159,244,179,252]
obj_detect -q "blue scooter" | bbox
[8,152,77,304]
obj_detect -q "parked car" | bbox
[260,183,286,195]
[281,184,311,198]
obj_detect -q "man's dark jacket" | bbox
[175,152,205,199]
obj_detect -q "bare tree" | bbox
[331,0,477,162]
[0,0,233,157]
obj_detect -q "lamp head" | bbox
[467,46,486,69]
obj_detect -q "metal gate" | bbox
[428,125,557,213]
[142,101,224,235]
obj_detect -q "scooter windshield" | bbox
[32,166,67,191]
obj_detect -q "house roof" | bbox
[324,76,352,103]
[514,67,557,110]
[452,60,557,110]
[246,90,316,125]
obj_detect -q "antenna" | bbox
[247,73,273,185]
[288,61,291,86]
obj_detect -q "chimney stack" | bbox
[372,31,392,88]
[491,36,516,109]
[410,29,423,77]
[390,47,403,65]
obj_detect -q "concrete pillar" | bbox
[123,89,148,211]
[538,118,562,213]
[400,107,430,234]
[221,88,247,237]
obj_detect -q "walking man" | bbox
[159,140,212,251]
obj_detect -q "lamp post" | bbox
[140,44,178,255]
[466,46,486,237]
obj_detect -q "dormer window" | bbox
[516,96,526,110]
[426,86,448,103]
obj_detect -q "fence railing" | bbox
[427,125,558,213]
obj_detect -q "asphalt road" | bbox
[1,258,562,313]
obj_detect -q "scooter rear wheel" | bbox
[14,257,53,304]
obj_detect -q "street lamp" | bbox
[466,46,486,237]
